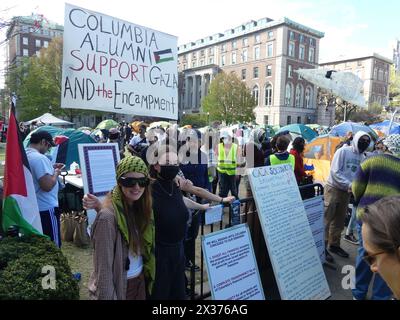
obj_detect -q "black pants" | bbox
[218,173,238,198]
[39,207,61,248]
[151,241,186,300]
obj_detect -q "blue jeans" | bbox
[352,222,392,300]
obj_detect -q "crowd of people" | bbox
[19,119,400,300]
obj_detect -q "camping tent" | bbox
[24,126,96,168]
[278,124,318,142]
[25,113,73,126]
[303,135,343,183]
[330,122,377,140]
[369,120,400,135]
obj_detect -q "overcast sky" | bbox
[1,0,399,87]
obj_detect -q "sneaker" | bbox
[329,245,349,258]
[344,234,359,245]
[325,249,335,263]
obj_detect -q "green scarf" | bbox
[111,156,155,294]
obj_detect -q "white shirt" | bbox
[127,251,143,279]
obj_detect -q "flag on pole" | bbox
[153,49,174,64]
[1,95,44,236]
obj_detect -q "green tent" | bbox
[96,119,119,130]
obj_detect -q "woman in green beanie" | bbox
[86,156,155,300]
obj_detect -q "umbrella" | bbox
[295,68,366,108]
[330,122,378,139]
[96,119,119,130]
[278,124,318,142]
[369,120,400,135]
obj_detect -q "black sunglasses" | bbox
[118,176,149,188]
[363,250,386,266]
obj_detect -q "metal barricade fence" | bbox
[187,183,323,300]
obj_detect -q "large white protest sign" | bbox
[304,196,326,264]
[202,224,265,300]
[62,3,178,120]
[247,164,330,300]
[78,143,120,227]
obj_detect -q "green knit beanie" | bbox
[116,156,149,180]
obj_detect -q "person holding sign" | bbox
[86,156,155,300]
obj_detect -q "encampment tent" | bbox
[25,113,73,126]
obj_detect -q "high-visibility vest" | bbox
[217,143,238,176]
[269,154,295,170]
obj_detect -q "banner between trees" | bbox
[61,3,178,120]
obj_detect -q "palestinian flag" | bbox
[1,96,43,236]
[154,49,174,64]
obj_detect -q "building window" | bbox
[200,59,204,66]
[289,31,295,40]
[183,64,187,70]
[252,85,259,106]
[221,55,226,66]
[242,49,248,62]
[378,69,384,81]
[358,60,362,66]
[289,41,295,57]
[253,67,259,79]
[23,37,28,45]
[192,52,197,59]
[285,83,293,106]
[295,84,304,108]
[287,116,292,125]
[297,116,301,124]
[209,57,214,64]
[243,37,248,47]
[299,45,305,60]
[232,52,237,65]
[305,87,313,108]
[267,42,273,57]
[35,39,41,47]
[288,65,293,78]
[209,47,214,55]
[299,34,305,43]
[267,30,274,39]
[308,47,315,63]
[373,68,378,79]
[43,40,49,48]
[266,65,272,77]
[200,50,205,57]
[23,49,29,56]
[192,61,196,68]
[232,40,237,49]
[241,69,246,80]
[35,50,41,57]
[264,115,269,124]
[254,46,260,60]
[265,84,273,106]
[309,38,315,46]
[255,34,261,43]
[221,44,226,52]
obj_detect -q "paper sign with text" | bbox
[247,164,330,300]
[62,3,178,119]
[205,205,223,225]
[202,224,265,300]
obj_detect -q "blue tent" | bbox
[369,120,400,135]
[277,124,318,142]
[330,122,378,140]
[24,126,96,168]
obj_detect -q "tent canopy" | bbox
[369,120,400,135]
[330,121,377,140]
[25,113,73,126]
[278,124,318,142]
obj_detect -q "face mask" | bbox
[223,137,230,144]
[159,165,180,180]
[358,138,370,153]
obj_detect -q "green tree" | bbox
[201,72,255,125]
[180,113,208,127]
[389,65,400,107]
[368,102,383,115]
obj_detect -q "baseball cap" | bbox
[30,130,56,146]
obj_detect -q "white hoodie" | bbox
[326,131,370,191]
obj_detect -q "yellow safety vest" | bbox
[217,143,238,176]
[269,154,295,170]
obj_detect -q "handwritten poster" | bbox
[61,3,178,119]
[202,224,265,300]
[247,164,330,300]
[303,196,326,264]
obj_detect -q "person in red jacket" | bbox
[290,137,312,185]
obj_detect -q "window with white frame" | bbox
[295,84,304,108]
[378,69,384,81]
[289,42,295,57]
[253,67,259,79]
[221,44,226,52]
[288,65,293,78]
[43,40,49,48]
[200,59,204,66]
[254,46,260,60]
[299,34,305,43]
[373,68,378,79]
[243,37,248,47]
[209,47,214,55]
[232,40,237,49]
[266,65,272,77]
[267,30,274,39]
[252,85,259,106]
[35,39,41,47]
[265,84,273,106]
[23,49,29,56]
[23,37,28,45]
[232,52,237,65]
[299,45,305,60]
[285,83,293,106]
[192,52,197,59]
[255,34,261,43]
[289,31,295,40]
[209,57,214,64]
[308,47,315,63]
[305,87,313,108]
[192,61,196,68]
[221,55,226,66]
[266,42,273,57]
[242,48,248,62]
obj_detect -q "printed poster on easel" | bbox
[202,224,265,300]
[78,143,120,227]
[247,164,330,300]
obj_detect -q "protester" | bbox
[360,196,400,300]
[108,128,125,159]
[266,135,295,169]
[85,156,155,300]
[124,123,133,146]
[324,131,371,263]
[25,130,63,247]
[351,134,400,300]
[128,124,148,157]
[335,131,353,152]
[290,137,312,184]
